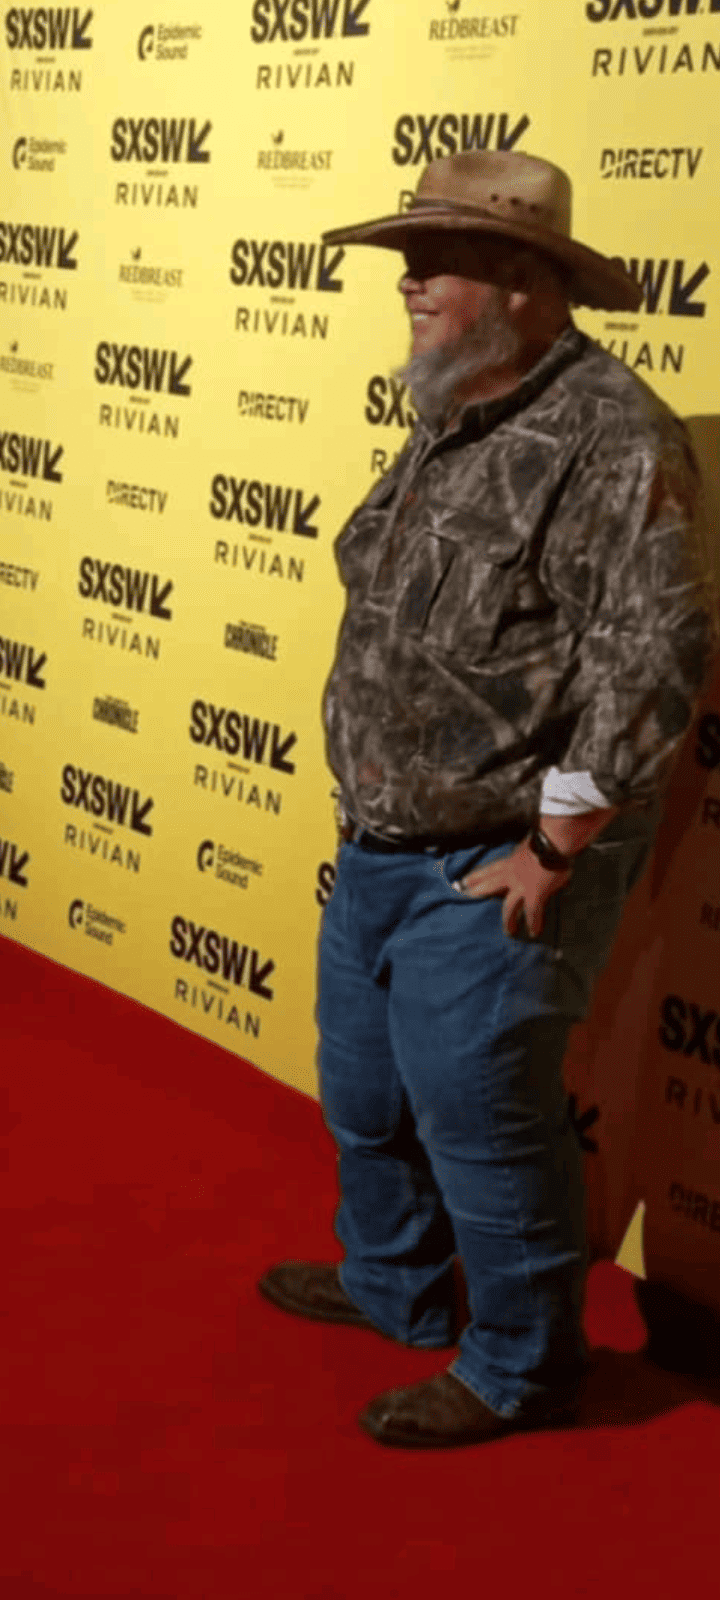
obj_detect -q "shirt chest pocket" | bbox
[395,513,554,656]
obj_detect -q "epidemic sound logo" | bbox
[257,130,333,185]
[111,116,210,210]
[197,836,264,890]
[189,700,297,771]
[224,619,278,661]
[95,342,192,439]
[12,134,67,172]
[92,694,139,734]
[118,246,183,298]
[0,340,54,387]
[137,22,202,61]
[601,147,702,181]
[0,429,63,521]
[61,764,154,834]
[0,759,14,792]
[170,915,275,998]
[68,897,126,945]
[0,835,29,886]
[209,473,320,537]
[392,110,530,165]
[365,375,416,429]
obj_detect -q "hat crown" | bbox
[414,151,573,240]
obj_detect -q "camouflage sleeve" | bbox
[553,428,720,808]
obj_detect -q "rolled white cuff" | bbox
[540,766,612,817]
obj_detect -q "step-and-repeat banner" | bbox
[1,1,719,1310]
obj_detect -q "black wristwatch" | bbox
[527,825,574,872]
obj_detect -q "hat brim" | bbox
[322,206,642,315]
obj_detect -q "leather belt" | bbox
[340,817,526,856]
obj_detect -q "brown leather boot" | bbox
[257,1260,392,1336]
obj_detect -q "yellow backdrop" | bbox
[1,0,719,1304]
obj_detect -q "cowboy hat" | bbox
[322,150,642,314]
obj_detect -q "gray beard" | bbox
[395,302,523,428]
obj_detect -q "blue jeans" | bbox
[316,813,656,1418]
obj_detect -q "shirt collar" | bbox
[421,322,588,446]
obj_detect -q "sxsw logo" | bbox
[170,915,275,999]
[0,222,77,268]
[0,431,63,480]
[0,836,29,886]
[209,474,320,537]
[230,238,343,292]
[365,375,416,429]
[60,764,154,835]
[659,993,720,1067]
[78,556,173,619]
[94,342,192,395]
[4,7,93,47]
[110,117,211,163]
[189,700,297,772]
[250,0,370,41]
[392,111,530,165]
[612,257,710,317]
[586,0,720,18]
[0,635,46,689]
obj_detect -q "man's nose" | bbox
[399,269,422,295]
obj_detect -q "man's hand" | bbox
[453,837,571,938]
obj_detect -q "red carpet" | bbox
[2,932,718,1600]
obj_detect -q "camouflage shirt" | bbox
[322,324,717,843]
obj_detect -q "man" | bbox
[258,152,717,1447]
